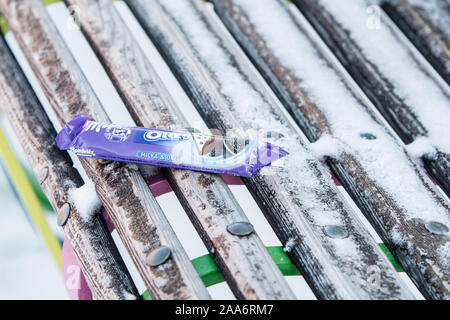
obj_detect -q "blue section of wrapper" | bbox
[56,114,288,178]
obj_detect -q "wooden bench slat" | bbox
[63,0,295,300]
[0,34,139,300]
[210,0,450,299]
[292,0,450,199]
[0,0,209,300]
[381,0,450,85]
[125,0,416,299]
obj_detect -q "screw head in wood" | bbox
[425,221,449,235]
[146,246,172,267]
[227,221,254,236]
[98,159,112,165]
[323,225,349,239]
[57,203,71,227]
[360,133,377,140]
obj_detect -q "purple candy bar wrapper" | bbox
[56,114,288,178]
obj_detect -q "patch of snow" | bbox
[310,135,342,160]
[123,290,139,300]
[405,136,438,161]
[69,181,101,222]
[283,238,296,252]
[436,242,450,269]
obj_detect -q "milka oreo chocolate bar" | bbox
[56,114,288,178]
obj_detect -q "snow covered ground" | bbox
[0,168,67,299]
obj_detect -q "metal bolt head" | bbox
[227,221,254,236]
[425,221,449,235]
[98,159,112,165]
[323,225,349,239]
[360,132,377,140]
[146,246,172,267]
[57,203,71,227]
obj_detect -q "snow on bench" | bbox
[210,0,450,299]
[292,0,450,199]
[125,0,414,299]
[382,0,450,85]
[0,0,448,300]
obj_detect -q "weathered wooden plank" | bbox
[0,33,139,300]
[292,0,450,199]
[211,0,450,299]
[0,0,209,300]
[381,0,450,85]
[125,0,415,299]
[63,0,295,300]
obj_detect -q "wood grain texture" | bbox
[382,0,450,85]
[125,0,415,300]
[0,0,209,300]
[0,34,138,300]
[291,0,450,199]
[64,0,295,300]
[211,0,450,299]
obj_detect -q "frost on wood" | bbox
[319,0,450,155]
[69,181,101,222]
[402,0,450,48]
[220,0,450,297]
[150,0,413,299]
[406,0,450,53]
[217,0,449,227]
[380,0,450,84]
[209,0,450,298]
